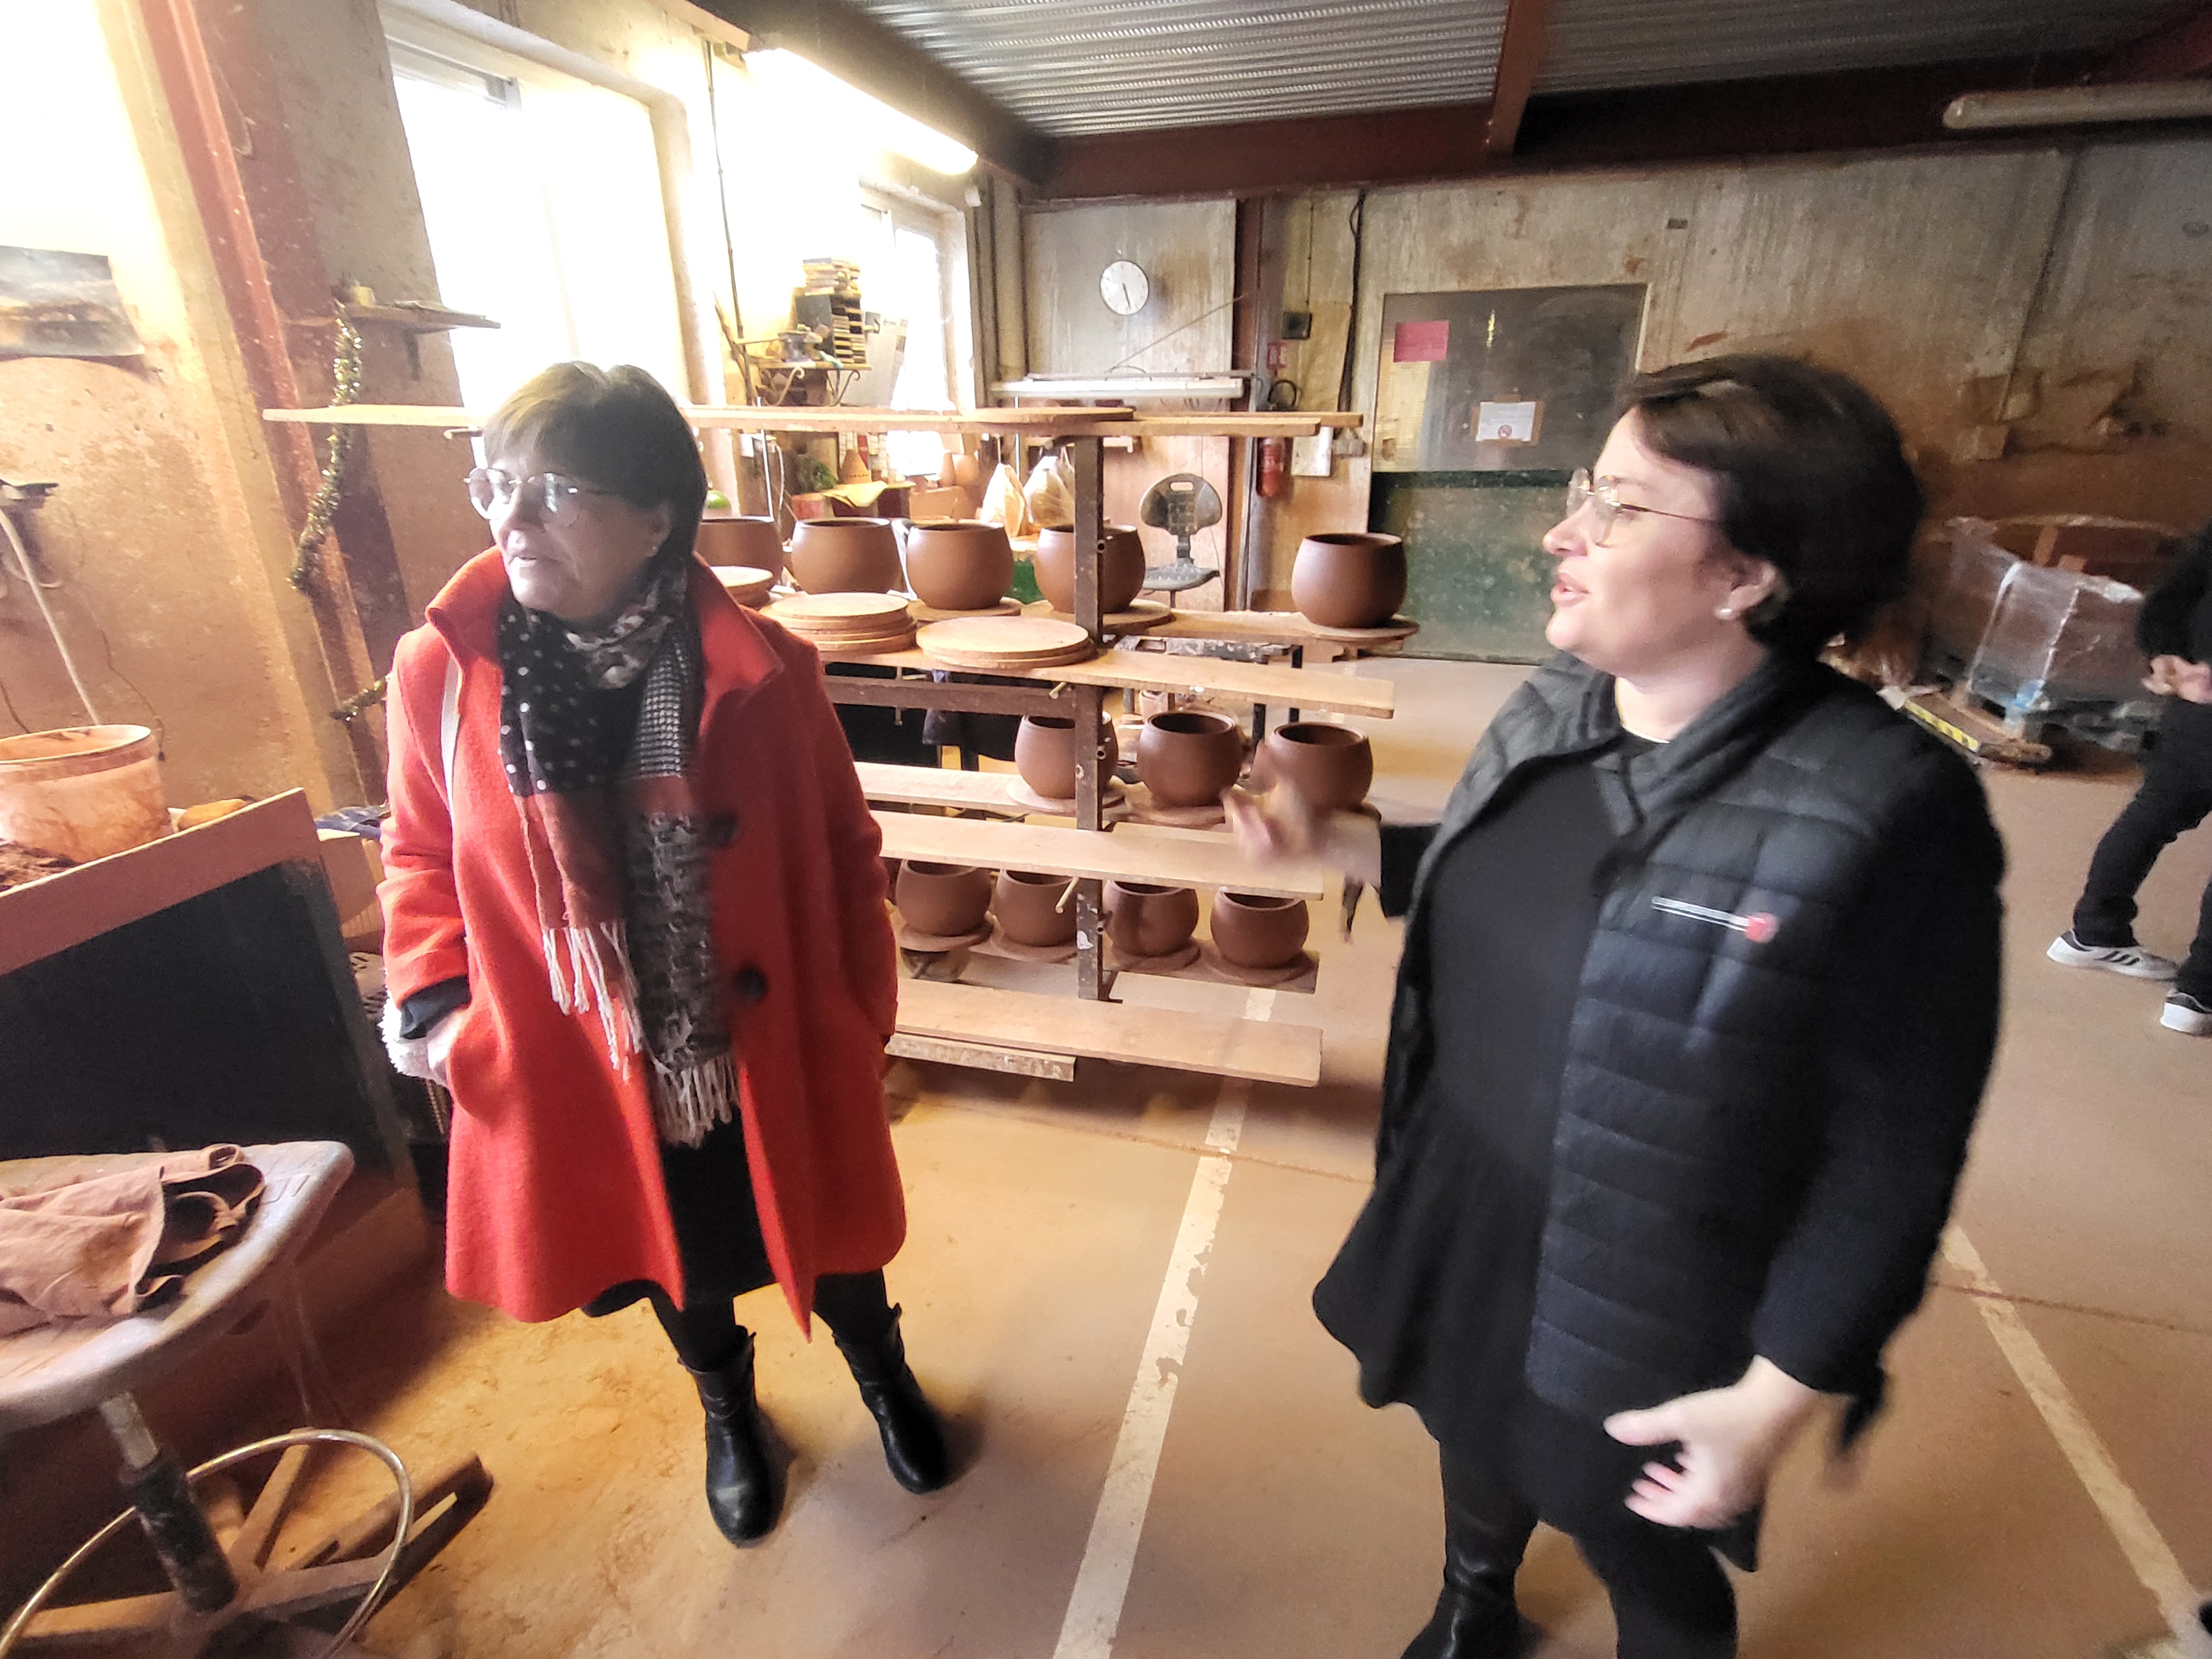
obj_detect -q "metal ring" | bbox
[0,1428,414,1659]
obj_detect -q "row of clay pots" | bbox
[1130,712,1375,813]
[783,518,1016,612]
[890,862,1308,967]
[1290,531,1407,630]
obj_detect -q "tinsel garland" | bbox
[289,312,363,591]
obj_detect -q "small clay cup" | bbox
[1253,721,1374,813]
[696,515,784,577]
[1033,525,1148,615]
[1014,713,1119,802]
[1209,891,1311,969]
[895,861,993,937]
[904,519,1014,611]
[993,869,1078,947]
[1136,709,1245,808]
[1290,531,1408,629]
[1106,881,1199,959]
[789,518,902,594]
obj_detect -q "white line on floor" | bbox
[1942,1226,2209,1654]
[1051,987,1275,1659]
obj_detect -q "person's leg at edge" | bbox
[646,1287,781,1544]
[1413,1430,1541,1659]
[815,1270,952,1493]
[2073,734,2212,951]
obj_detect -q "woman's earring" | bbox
[1717,607,1738,620]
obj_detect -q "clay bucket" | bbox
[0,724,166,862]
[789,518,902,594]
[993,869,1079,947]
[695,515,784,578]
[1105,880,1199,959]
[1209,891,1311,969]
[1290,531,1408,629]
[1254,721,1374,813]
[1032,524,1148,615]
[1014,713,1119,801]
[903,520,1014,611]
[1136,709,1244,807]
[895,862,993,936]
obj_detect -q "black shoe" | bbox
[1400,1582,1526,1659]
[687,1331,781,1544]
[831,1305,951,1493]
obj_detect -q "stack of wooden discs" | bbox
[763,592,915,655]
[915,616,1097,671]
[712,566,776,608]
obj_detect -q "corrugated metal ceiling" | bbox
[842,0,2185,137]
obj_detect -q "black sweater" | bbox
[2138,523,2212,665]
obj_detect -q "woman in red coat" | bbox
[377,362,947,1544]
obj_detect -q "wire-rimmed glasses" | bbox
[465,467,619,526]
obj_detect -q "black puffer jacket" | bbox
[1375,651,2004,1430]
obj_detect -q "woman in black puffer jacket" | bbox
[1230,356,2003,1659]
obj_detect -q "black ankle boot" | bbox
[687,1331,781,1544]
[831,1305,950,1494]
[1400,1584,1523,1659]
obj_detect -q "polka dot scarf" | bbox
[497,556,737,1147]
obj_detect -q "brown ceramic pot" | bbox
[1136,710,1244,808]
[993,869,1078,947]
[1209,891,1311,969]
[904,519,1014,610]
[1033,525,1149,615]
[695,515,784,577]
[1253,721,1374,813]
[1106,881,1199,959]
[789,518,902,594]
[1290,531,1408,629]
[895,862,992,936]
[1014,713,1119,801]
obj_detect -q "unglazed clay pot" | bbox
[1290,531,1408,629]
[1014,713,1119,801]
[695,515,784,577]
[1033,524,1148,615]
[1106,881,1199,959]
[904,519,1014,610]
[895,862,993,936]
[993,869,1078,947]
[1209,891,1311,969]
[789,518,902,594]
[1254,721,1374,813]
[1136,710,1244,808]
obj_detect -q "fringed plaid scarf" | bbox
[497,557,737,1146]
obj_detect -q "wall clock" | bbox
[1100,259,1149,316]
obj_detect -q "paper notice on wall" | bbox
[1474,400,1542,444]
[1392,320,1449,362]
[1373,358,1432,463]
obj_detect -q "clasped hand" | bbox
[2145,655,2212,704]
[1603,1357,1826,1530]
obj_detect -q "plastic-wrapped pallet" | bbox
[1934,518,2154,722]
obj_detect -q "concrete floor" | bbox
[295,658,2209,1658]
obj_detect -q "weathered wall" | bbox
[1024,199,1238,607]
[0,0,350,808]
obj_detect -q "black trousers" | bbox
[2073,704,2212,999]
[646,1270,895,1373]
[1440,1393,1736,1659]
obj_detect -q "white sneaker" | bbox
[2048,932,2180,980]
[2161,993,2212,1036]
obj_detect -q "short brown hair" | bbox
[1624,356,1924,656]
[483,363,706,565]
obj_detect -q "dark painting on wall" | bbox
[0,247,143,359]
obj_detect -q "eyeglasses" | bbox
[1564,468,1720,547]
[465,467,620,526]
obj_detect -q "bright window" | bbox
[858,195,961,482]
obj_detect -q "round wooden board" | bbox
[810,628,916,656]
[1021,599,1175,634]
[1121,782,1230,828]
[977,927,1078,963]
[1004,778,1126,817]
[1300,614,1421,644]
[712,566,776,606]
[1107,938,1203,974]
[766,592,911,633]
[1200,943,1317,987]
[916,617,1097,671]
[909,596,1021,623]
[895,919,993,952]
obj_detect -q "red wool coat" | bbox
[378,551,905,1328]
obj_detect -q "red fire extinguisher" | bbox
[1259,436,1288,499]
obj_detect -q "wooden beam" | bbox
[2096,4,2212,82]
[1039,55,2094,200]
[1484,0,1551,157]
[873,810,1329,899]
[811,646,1398,718]
[695,0,1056,184]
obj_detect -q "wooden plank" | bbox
[813,647,1397,718]
[886,1032,1077,1081]
[898,977,1321,1087]
[1901,692,2052,768]
[1138,609,1416,648]
[855,761,1027,815]
[0,792,323,975]
[1118,413,1361,437]
[1485,0,1552,156]
[873,811,1326,899]
[262,404,1135,435]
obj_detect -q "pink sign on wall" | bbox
[1391,320,1450,363]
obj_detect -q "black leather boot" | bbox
[831,1305,950,1493]
[1401,1509,1533,1659]
[686,1331,781,1544]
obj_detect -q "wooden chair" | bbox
[0,1141,488,1657]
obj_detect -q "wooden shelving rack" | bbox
[263,402,1373,1087]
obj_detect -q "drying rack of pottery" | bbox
[257,399,1373,1089]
